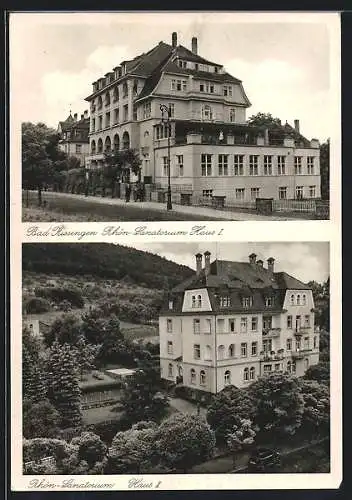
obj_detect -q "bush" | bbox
[25,297,51,314]
[35,286,84,308]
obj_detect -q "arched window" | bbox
[197,295,202,307]
[202,104,213,121]
[287,360,292,373]
[91,140,96,154]
[104,136,111,153]
[218,345,225,360]
[243,367,249,381]
[113,134,120,151]
[224,370,231,385]
[228,344,235,358]
[168,363,173,377]
[97,138,103,153]
[200,370,206,385]
[192,296,196,308]
[113,86,119,102]
[204,345,212,361]
[97,96,103,109]
[249,367,255,380]
[290,294,295,306]
[105,91,110,106]
[122,131,130,150]
[302,294,307,305]
[297,295,301,306]
[123,82,128,98]
[190,368,196,384]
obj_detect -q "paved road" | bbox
[34,191,300,221]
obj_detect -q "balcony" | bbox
[262,328,281,338]
[260,350,284,362]
[292,349,312,360]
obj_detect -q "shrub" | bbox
[25,297,51,314]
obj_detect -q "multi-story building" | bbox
[57,111,90,166]
[85,32,321,201]
[159,251,320,393]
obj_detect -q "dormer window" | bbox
[265,297,274,307]
[191,294,202,308]
[290,294,295,306]
[223,85,233,97]
[220,296,231,307]
[214,66,219,73]
[242,297,253,308]
[178,60,187,69]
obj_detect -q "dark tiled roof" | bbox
[161,60,241,84]
[274,272,310,290]
[174,45,219,66]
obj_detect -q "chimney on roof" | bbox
[257,259,264,268]
[172,32,177,48]
[204,251,211,276]
[195,253,203,276]
[73,113,78,121]
[249,253,257,266]
[294,119,300,134]
[267,257,275,273]
[84,110,89,119]
[191,37,198,55]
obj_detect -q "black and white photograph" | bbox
[20,242,331,479]
[12,12,338,222]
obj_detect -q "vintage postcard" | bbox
[9,11,342,492]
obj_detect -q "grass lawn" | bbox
[82,404,123,425]
[22,192,220,222]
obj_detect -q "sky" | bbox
[10,12,338,141]
[123,242,329,284]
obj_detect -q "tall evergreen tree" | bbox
[46,342,82,428]
[22,328,47,403]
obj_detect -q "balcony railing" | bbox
[262,328,281,338]
[292,349,312,359]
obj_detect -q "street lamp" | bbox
[160,104,172,210]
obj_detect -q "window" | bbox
[105,91,110,106]
[218,345,225,360]
[296,315,302,331]
[205,319,212,333]
[294,156,302,175]
[241,342,247,357]
[143,102,151,119]
[97,138,103,153]
[220,296,231,307]
[242,297,253,308]
[168,300,173,310]
[204,345,212,360]
[287,360,292,373]
[251,341,258,356]
[166,319,173,333]
[200,82,215,93]
[91,140,96,154]
[172,79,187,91]
[200,370,206,385]
[122,83,128,98]
[201,154,212,176]
[97,96,103,109]
[287,315,293,328]
[176,155,184,176]
[265,297,273,307]
[296,186,304,199]
[123,104,128,122]
[250,366,255,380]
[240,317,248,332]
[98,116,103,131]
[203,189,213,198]
[309,186,316,198]
[279,187,287,199]
[197,295,202,307]
[91,118,95,132]
[251,317,258,331]
[286,338,292,351]
[178,60,187,68]
[194,344,201,359]
[234,155,244,175]
[193,319,200,334]
[105,112,110,128]
[229,319,235,332]
[290,294,295,306]
[304,315,310,327]
[202,104,213,121]
[229,108,236,122]
[264,156,272,175]
[304,336,310,349]
[224,370,231,385]
[162,156,168,176]
[275,363,281,371]
[114,108,119,124]
[168,363,173,377]
[236,188,245,200]
[297,295,301,306]
[113,86,119,102]
[296,338,301,351]
[218,155,229,176]
[278,156,286,175]
[243,367,249,381]
[168,103,175,118]
[223,85,233,97]
[75,144,82,154]
[264,364,272,375]
[249,155,259,175]
[190,369,196,384]
[263,339,272,353]
[228,344,235,357]
[314,336,318,349]
[307,156,315,174]
[167,341,173,354]
[302,294,307,305]
[251,188,260,200]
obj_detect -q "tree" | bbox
[94,316,131,366]
[304,362,330,385]
[226,419,256,466]
[80,308,120,345]
[71,431,107,468]
[249,373,304,438]
[320,140,330,200]
[298,379,330,438]
[206,386,256,444]
[23,399,61,439]
[120,358,169,423]
[247,112,282,127]
[25,297,51,314]
[44,314,82,348]
[71,336,100,380]
[46,342,82,428]
[154,414,216,472]
[22,122,56,205]
[107,421,158,473]
[103,148,142,186]
[22,328,47,403]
